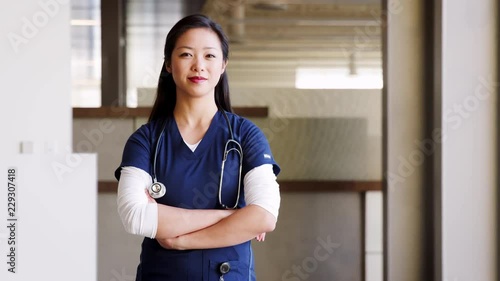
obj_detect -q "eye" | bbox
[206,53,216,59]
[179,52,192,57]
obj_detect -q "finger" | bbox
[256,233,266,241]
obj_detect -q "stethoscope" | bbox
[148,110,243,210]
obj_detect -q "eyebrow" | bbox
[176,46,218,50]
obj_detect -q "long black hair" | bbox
[148,14,232,122]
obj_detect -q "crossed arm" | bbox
[117,165,280,250]
[157,204,275,250]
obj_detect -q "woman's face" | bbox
[167,28,227,100]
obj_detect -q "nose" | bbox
[192,58,205,73]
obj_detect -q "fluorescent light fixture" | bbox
[71,19,100,26]
[295,67,383,89]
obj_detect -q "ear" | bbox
[165,62,172,73]
[221,60,228,74]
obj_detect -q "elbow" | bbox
[119,208,141,236]
[117,202,157,238]
[124,223,139,236]
[261,212,277,233]
[264,221,276,233]
[248,204,278,233]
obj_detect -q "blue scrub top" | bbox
[115,111,280,281]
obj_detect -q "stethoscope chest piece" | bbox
[149,182,166,199]
[220,262,231,274]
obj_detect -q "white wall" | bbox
[0,154,97,281]
[0,1,97,280]
[440,0,497,279]
[0,0,72,156]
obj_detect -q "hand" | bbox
[255,233,266,242]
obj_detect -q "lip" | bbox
[188,76,207,83]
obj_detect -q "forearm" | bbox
[174,205,276,250]
[117,166,233,239]
[161,164,281,250]
[155,205,233,239]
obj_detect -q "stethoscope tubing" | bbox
[218,139,243,209]
[149,110,243,209]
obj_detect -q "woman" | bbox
[115,14,281,281]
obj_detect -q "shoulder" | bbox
[223,112,266,142]
[224,112,269,148]
[137,119,166,138]
[224,112,262,134]
[224,112,280,175]
[125,119,163,149]
[116,120,163,180]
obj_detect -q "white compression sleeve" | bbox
[117,166,158,238]
[243,164,281,219]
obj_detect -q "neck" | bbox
[173,95,219,127]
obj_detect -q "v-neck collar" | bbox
[171,111,221,160]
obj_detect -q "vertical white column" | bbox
[0,0,72,155]
[438,0,498,280]
[0,1,97,280]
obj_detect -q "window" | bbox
[126,0,183,107]
[70,0,101,107]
